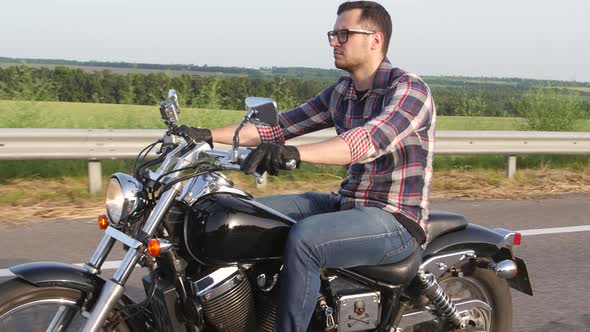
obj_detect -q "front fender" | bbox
[8,261,150,329]
[9,261,140,306]
[10,262,101,293]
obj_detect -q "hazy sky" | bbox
[1,0,588,82]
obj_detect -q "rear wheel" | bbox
[0,278,131,332]
[405,266,512,332]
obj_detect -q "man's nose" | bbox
[329,38,341,48]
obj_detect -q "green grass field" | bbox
[0,99,588,180]
[2,99,589,131]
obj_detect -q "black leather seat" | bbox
[348,211,468,284]
[349,248,422,285]
[425,210,468,244]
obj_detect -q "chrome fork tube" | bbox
[81,183,182,332]
[85,234,117,273]
[80,281,125,332]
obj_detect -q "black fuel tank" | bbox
[184,194,295,264]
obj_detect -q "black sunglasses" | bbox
[327,28,376,44]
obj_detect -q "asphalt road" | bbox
[0,193,588,331]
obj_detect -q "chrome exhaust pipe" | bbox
[489,260,518,279]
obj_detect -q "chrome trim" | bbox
[46,304,77,332]
[107,173,143,223]
[0,299,76,321]
[194,266,243,301]
[106,226,143,249]
[180,172,251,205]
[420,250,475,277]
[111,184,181,284]
[82,263,100,275]
[155,238,174,255]
[489,259,518,279]
[148,143,187,181]
[111,246,142,284]
[256,273,279,292]
[80,280,125,332]
[397,299,492,329]
[493,228,516,248]
[86,233,116,272]
[142,183,182,236]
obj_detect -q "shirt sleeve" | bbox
[339,75,434,163]
[254,81,338,144]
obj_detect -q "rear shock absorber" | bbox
[416,270,462,327]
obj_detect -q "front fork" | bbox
[76,183,182,332]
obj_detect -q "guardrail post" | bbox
[88,160,103,193]
[506,156,517,179]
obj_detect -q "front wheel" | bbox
[0,278,131,332]
[405,266,513,332]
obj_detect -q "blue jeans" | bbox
[256,192,418,332]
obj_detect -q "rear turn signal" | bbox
[98,215,109,230]
[148,239,161,257]
[513,232,522,246]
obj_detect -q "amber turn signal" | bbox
[98,215,109,230]
[148,239,161,257]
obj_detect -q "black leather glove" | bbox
[176,125,213,147]
[241,143,300,176]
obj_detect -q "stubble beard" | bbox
[334,59,360,73]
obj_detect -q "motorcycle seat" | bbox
[349,247,422,285]
[425,210,468,244]
[348,211,467,285]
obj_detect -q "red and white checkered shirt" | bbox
[256,59,436,243]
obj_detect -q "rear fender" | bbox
[423,225,533,296]
[423,224,507,258]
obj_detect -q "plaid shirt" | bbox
[256,59,436,243]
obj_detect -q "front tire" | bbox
[0,278,131,332]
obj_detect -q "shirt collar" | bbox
[343,58,406,100]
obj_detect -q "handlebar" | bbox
[203,147,296,171]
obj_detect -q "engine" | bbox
[192,266,381,332]
[193,266,256,331]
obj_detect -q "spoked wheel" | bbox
[404,267,512,332]
[0,278,131,332]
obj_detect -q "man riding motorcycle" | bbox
[177,2,436,330]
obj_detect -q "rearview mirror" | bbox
[244,97,278,126]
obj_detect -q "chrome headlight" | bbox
[105,173,143,224]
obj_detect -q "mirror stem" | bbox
[232,120,247,162]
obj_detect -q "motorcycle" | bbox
[0,90,533,332]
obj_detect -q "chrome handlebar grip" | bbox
[284,159,297,170]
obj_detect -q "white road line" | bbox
[1,225,589,278]
[518,225,590,236]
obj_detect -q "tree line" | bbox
[0,65,588,119]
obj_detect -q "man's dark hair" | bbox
[337,1,392,54]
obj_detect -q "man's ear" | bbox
[370,32,384,51]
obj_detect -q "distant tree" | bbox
[514,87,583,131]
[193,77,222,109]
[0,66,56,101]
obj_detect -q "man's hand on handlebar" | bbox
[175,125,213,148]
[241,143,300,176]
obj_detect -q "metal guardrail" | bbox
[1,128,589,192]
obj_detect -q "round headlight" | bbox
[105,173,143,224]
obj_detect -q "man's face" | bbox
[330,9,374,72]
